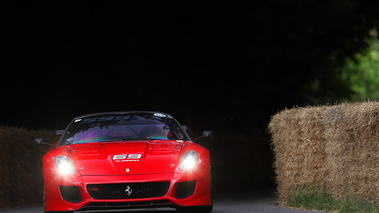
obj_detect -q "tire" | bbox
[43,187,46,213]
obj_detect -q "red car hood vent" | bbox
[67,141,182,176]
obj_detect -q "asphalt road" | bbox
[0,190,322,213]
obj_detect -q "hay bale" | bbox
[269,106,327,200]
[0,126,58,207]
[0,128,13,207]
[324,102,379,201]
[269,101,379,204]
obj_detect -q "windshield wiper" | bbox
[121,138,155,141]
[97,138,164,142]
[97,139,120,142]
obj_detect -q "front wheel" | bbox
[43,187,46,213]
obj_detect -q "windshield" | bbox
[58,112,189,146]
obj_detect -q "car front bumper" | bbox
[44,168,212,212]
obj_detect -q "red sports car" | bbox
[35,111,213,213]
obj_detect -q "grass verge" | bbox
[284,185,379,213]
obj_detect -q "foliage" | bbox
[286,185,379,213]
[342,30,379,101]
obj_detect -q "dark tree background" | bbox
[2,0,379,194]
[1,0,379,133]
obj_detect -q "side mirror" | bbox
[201,130,214,139]
[34,138,57,148]
[34,138,44,145]
[193,130,214,142]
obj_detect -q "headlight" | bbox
[179,151,199,170]
[55,155,76,175]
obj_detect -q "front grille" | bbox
[87,182,170,199]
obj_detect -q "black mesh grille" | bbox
[87,182,170,199]
[175,181,197,199]
[59,186,83,203]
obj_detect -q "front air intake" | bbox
[59,186,83,203]
[175,181,197,199]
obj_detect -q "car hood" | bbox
[66,141,184,176]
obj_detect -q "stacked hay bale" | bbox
[269,106,328,201]
[0,127,12,207]
[0,127,58,207]
[324,102,379,202]
[269,102,379,203]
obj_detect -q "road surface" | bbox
[0,190,322,213]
